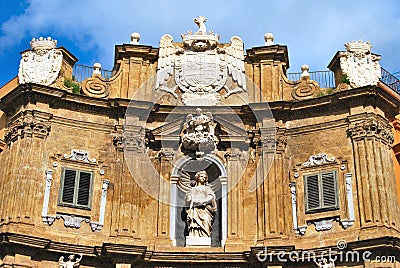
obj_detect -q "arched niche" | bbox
[170,154,227,247]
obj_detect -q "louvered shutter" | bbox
[305,174,320,211]
[321,171,338,208]
[304,170,339,213]
[77,171,91,206]
[62,169,77,204]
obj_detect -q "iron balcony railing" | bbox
[287,70,336,89]
[72,64,113,82]
[381,67,400,93]
[72,63,400,95]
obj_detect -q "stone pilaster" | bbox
[0,110,51,225]
[112,125,146,238]
[156,149,174,240]
[348,114,400,228]
[225,148,244,242]
[246,45,289,102]
[110,44,158,99]
[259,128,287,240]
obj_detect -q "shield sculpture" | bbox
[181,52,220,90]
[175,51,227,93]
[175,51,226,106]
[18,43,63,86]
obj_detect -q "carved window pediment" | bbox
[42,150,109,232]
[290,153,354,235]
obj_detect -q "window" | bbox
[304,170,339,213]
[58,168,93,209]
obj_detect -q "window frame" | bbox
[58,167,94,210]
[304,170,339,213]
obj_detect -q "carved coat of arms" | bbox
[339,40,381,87]
[156,16,246,106]
[18,37,63,86]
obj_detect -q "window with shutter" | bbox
[304,170,338,213]
[58,167,93,209]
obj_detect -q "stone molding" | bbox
[311,218,334,231]
[302,153,336,167]
[64,149,97,163]
[289,182,307,235]
[42,173,110,232]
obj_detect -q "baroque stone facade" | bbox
[0,17,400,267]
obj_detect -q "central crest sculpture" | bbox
[182,108,218,158]
[156,16,246,106]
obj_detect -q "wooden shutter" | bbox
[77,171,91,206]
[305,170,338,213]
[321,171,338,208]
[62,169,77,204]
[305,174,320,211]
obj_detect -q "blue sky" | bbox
[1,0,400,87]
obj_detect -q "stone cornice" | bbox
[2,232,400,264]
[0,83,153,120]
[246,45,289,68]
[1,84,400,134]
[114,44,158,64]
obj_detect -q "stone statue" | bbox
[59,254,82,267]
[185,170,217,238]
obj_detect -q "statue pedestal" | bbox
[185,236,211,246]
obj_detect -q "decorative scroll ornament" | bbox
[312,218,334,231]
[64,149,96,163]
[81,63,110,98]
[302,153,335,167]
[18,37,63,86]
[181,108,218,157]
[56,214,90,228]
[155,16,246,106]
[291,65,322,100]
[339,40,381,87]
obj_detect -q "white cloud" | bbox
[1,0,400,74]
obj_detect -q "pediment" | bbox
[148,114,248,143]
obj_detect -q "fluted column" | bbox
[0,111,51,225]
[260,128,287,239]
[156,149,174,239]
[225,148,244,241]
[348,115,400,228]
